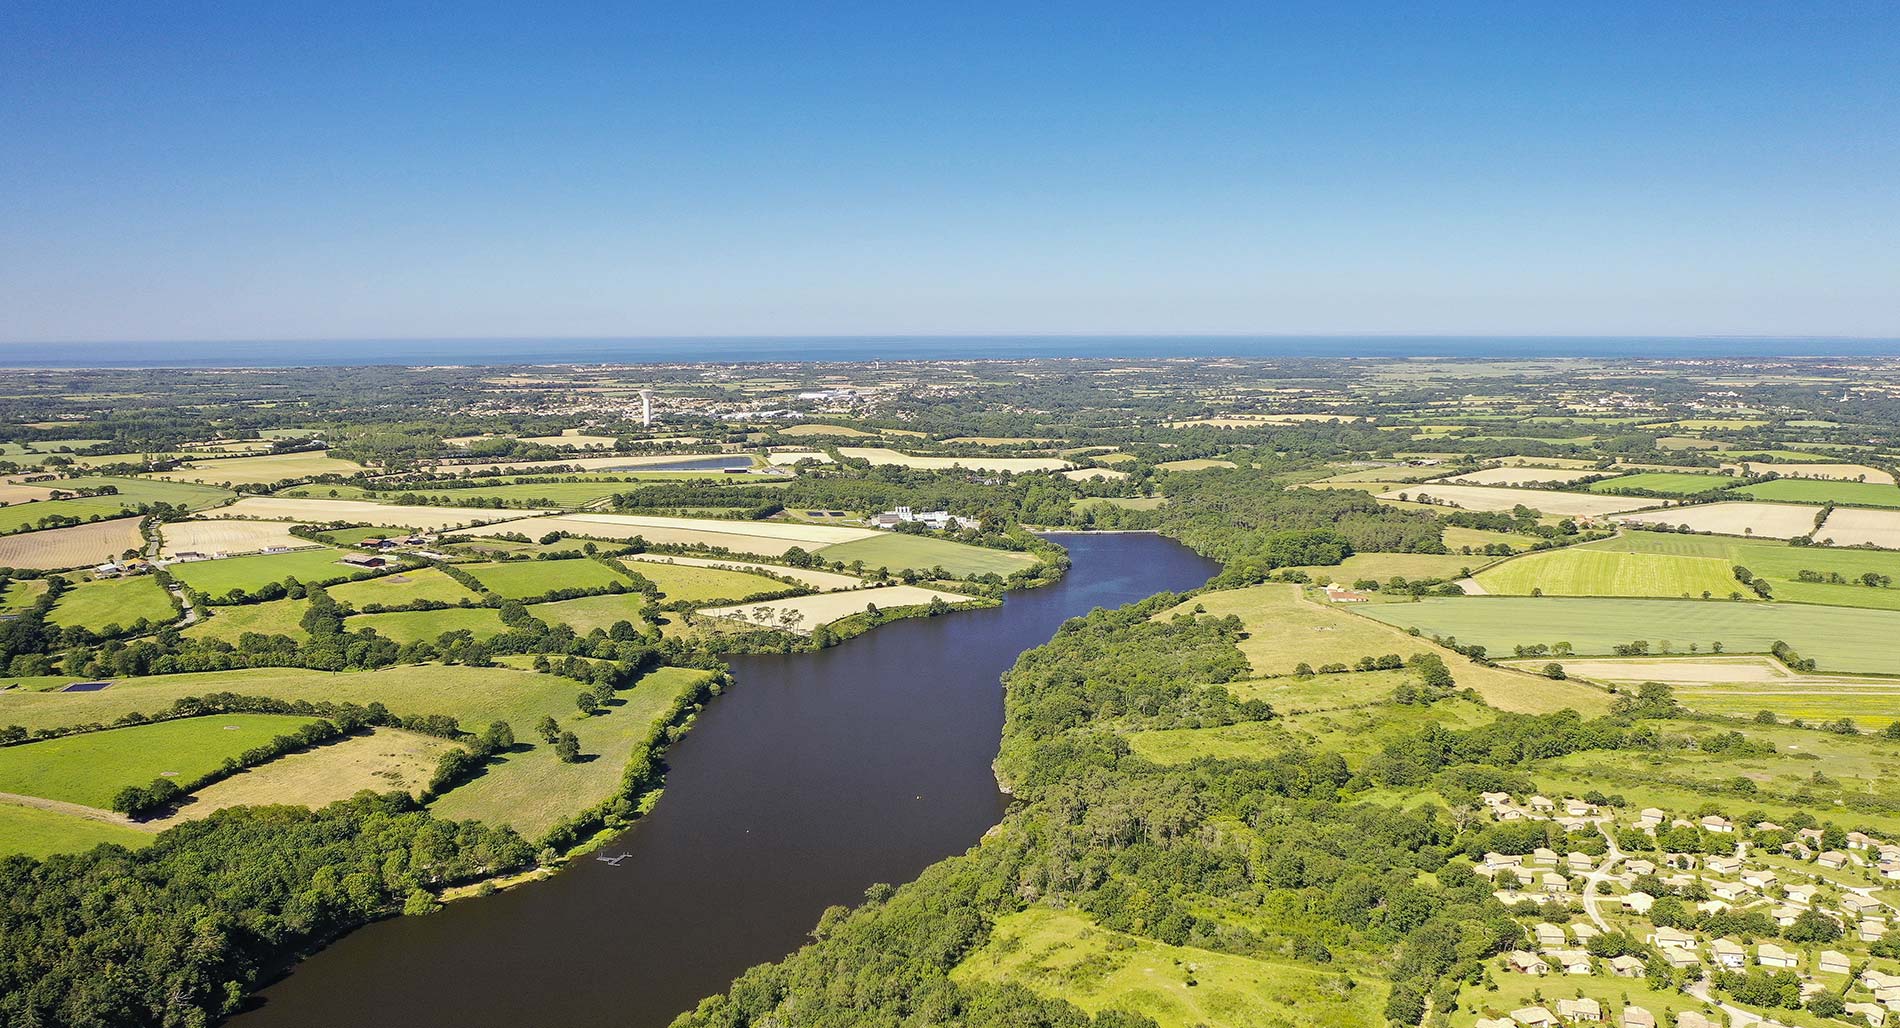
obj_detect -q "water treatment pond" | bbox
[234,532,1216,1028]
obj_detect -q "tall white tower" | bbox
[639,390,653,427]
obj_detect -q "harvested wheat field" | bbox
[1617,501,1822,540]
[147,451,367,484]
[460,513,879,557]
[837,447,1071,473]
[0,483,59,505]
[1442,467,1607,487]
[780,424,873,438]
[158,519,313,557]
[202,497,545,532]
[172,729,457,820]
[764,450,834,465]
[0,518,145,569]
[425,453,735,474]
[698,584,978,633]
[1379,483,1652,517]
[1817,506,1900,549]
[624,552,863,591]
[1726,461,1894,484]
[1059,467,1128,481]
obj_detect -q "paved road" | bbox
[1579,821,1626,930]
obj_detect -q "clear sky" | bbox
[2,2,1896,343]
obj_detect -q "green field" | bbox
[628,561,784,603]
[166,547,365,597]
[46,575,177,630]
[527,593,650,633]
[1587,471,1738,496]
[1586,532,1900,609]
[1439,525,1544,553]
[0,803,153,859]
[182,598,311,643]
[1128,696,1496,765]
[328,566,481,608]
[951,907,1386,1028]
[1359,596,1900,673]
[1674,683,1900,730]
[0,578,49,611]
[461,558,628,599]
[0,477,232,533]
[1474,548,1746,598]
[348,606,507,643]
[0,713,319,808]
[1737,478,1900,508]
[816,534,1038,577]
[1285,552,1480,584]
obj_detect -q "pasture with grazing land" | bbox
[176,728,457,819]
[347,606,508,643]
[816,532,1039,576]
[622,560,786,603]
[624,552,861,591]
[165,547,365,597]
[202,496,544,531]
[1617,501,1823,539]
[0,713,320,808]
[1378,483,1654,517]
[1585,471,1739,496]
[182,598,311,643]
[327,566,481,607]
[460,557,629,599]
[527,592,649,633]
[46,575,177,630]
[0,802,153,859]
[461,512,880,558]
[0,517,145,569]
[0,477,231,533]
[1154,458,1237,472]
[1473,547,1747,598]
[698,585,978,632]
[1727,461,1895,484]
[1584,531,1900,609]
[1738,478,1900,508]
[779,424,872,437]
[836,446,1072,473]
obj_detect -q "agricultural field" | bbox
[527,593,649,633]
[460,557,629,599]
[178,728,456,819]
[327,566,481,607]
[1360,596,1900,673]
[1737,478,1900,508]
[460,512,880,558]
[46,575,177,630]
[0,713,319,809]
[1154,458,1238,472]
[763,449,833,465]
[698,585,978,633]
[816,532,1039,576]
[1584,531,1900,609]
[165,547,365,597]
[1472,547,1747,598]
[836,446,1072,473]
[0,516,145,569]
[951,907,1386,1028]
[0,802,153,859]
[1071,495,1166,513]
[779,424,872,437]
[1618,500,1823,539]
[622,560,785,603]
[181,598,311,643]
[1584,471,1738,495]
[157,518,311,557]
[0,477,231,533]
[1378,483,1653,517]
[1441,466,1606,486]
[1727,461,1895,484]
[1057,467,1127,481]
[623,553,862,591]
[1127,695,1496,765]
[348,606,508,643]
[1507,655,1900,726]
[202,496,543,531]
[429,454,753,475]
[1439,525,1544,553]
[1283,551,1481,584]
[1818,506,1900,548]
[148,451,367,484]
[0,578,48,610]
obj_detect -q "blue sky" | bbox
[1,2,1896,342]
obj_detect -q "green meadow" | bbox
[1587,471,1738,496]
[181,598,311,643]
[0,477,231,533]
[0,803,152,859]
[1737,478,1900,508]
[461,558,628,599]
[327,566,481,607]
[348,606,508,643]
[1586,532,1900,609]
[0,713,320,808]
[817,533,1038,577]
[167,547,364,597]
[527,593,650,633]
[628,560,785,603]
[1473,547,1746,598]
[46,576,177,630]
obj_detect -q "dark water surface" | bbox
[233,533,1217,1028]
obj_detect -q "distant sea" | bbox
[0,335,1896,369]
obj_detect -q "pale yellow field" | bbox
[624,552,863,591]
[1382,483,1654,517]
[1155,458,1237,472]
[1507,655,1900,689]
[428,453,741,474]
[1618,501,1822,539]
[148,452,367,485]
[460,513,879,557]
[0,483,59,504]
[1496,455,1600,468]
[942,436,1058,445]
[698,584,978,633]
[764,450,834,465]
[202,497,546,532]
[1059,467,1128,481]
[837,447,1071,473]
[1443,467,1612,486]
[780,424,872,437]
[1725,461,1894,484]
[157,519,313,557]
[172,729,456,820]
[1168,413,1359,427]
[518,432,618,449]
[1817,507,1900,549]
[0,518,145,569]
[1095,452,1138,464]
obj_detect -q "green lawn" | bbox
[167,547,366,598]
[348,606,507,643]
[328,566,481,608]
[816,534,1038,577]
[460,558,629,599]
[0,713,320,808]
[952,907,1386,1028]
[0,477,233,533]
[628,561,785,603]
[0,578,48,611]
[181,598,311,643]
[1360,596,1900,673]
[527,593,650,633]
[1474,548,1746,598]
[1737,478,1900,508]
[1587,471,1739,496]
[1585,532,1900,610]
[0,803,153,859]
[46,576,177,631]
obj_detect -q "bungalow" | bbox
[1549,949,1593,975]
[1556,997,1602,1022]
[1622,891,1655,914]
[1571,923,1600,942]
[1755,820,1785,833]
[1566,851,1595,871]
[1798,827,1825,844]
[1661,947,1702,970]
[1510,1006,1558,1028]
[1532,847,1560,866]
[1846,1003,1888,1028]
[1861,969,1900,991]
[1700,814,1735,833]
[1635,807,1666,829]
[1676,1013,1721,1028]
[1705,854,1742,875]
[1842,893,1880,916]
[1608,954,1646,978]
[1784,885,1815,905]
[1530,795,1556,812]
[1621,1006,1657,1028]
[1534,923,1568,948]
[1819,949,1851,975]
[1741,869,1778,889]
[1475,1019,1517,1028]
[172,550,208,562]
[1505,950,1550,975]
[1484,852,1524,871]
[1497,807,1529,822]
[1625,858,1657,876]
[1650,926,1696,950]
[1880,860,1900,881]
[1756,943,1797,968]
[1860,917,1887,942]
[1709,881,1750,902]
[1709,938,1746,968]
[1563,798,1596,817]
[1479,791,1512,808]
[1541,871,1569,894]
[1771,905,1804,927]
[1817,850,1850,870]
[1849,831,1878,850]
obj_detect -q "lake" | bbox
[232,531,1218,1028]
